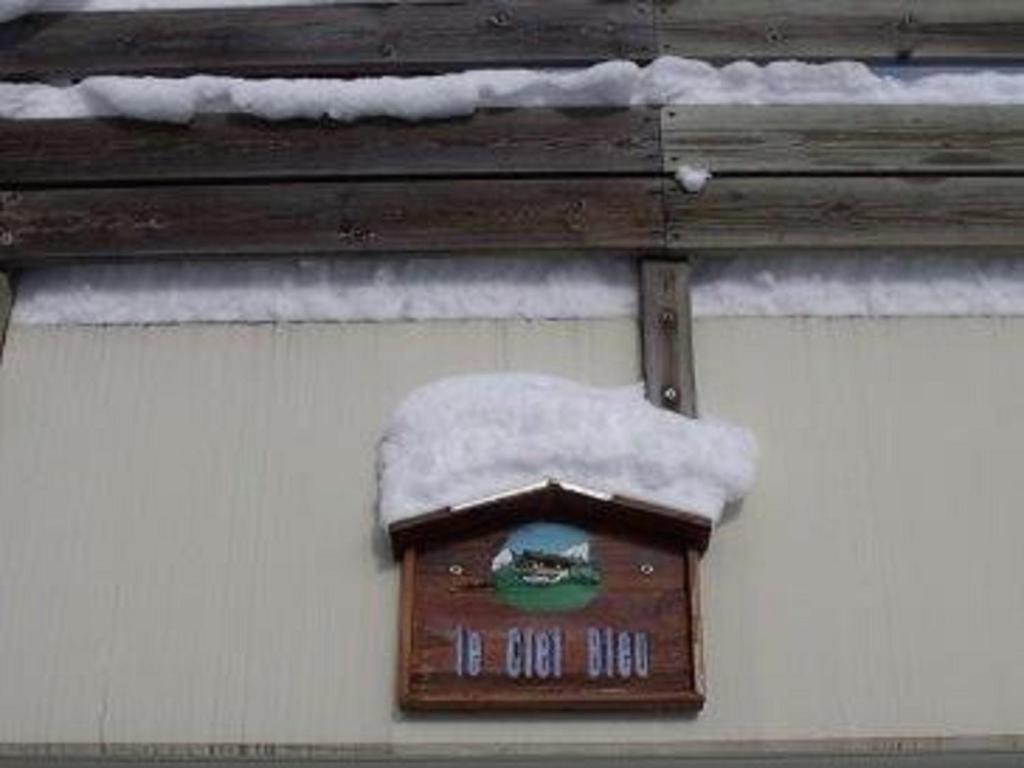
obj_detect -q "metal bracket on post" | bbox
[641,258,696,416]
[0,272,11,366]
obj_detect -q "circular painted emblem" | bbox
[490,522,601,613]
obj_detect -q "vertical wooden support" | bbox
[641,258,704,701]
[0,271,11,366]
[641,259,696,416]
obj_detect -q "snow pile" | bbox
[15,254,1024,325]
[378,374,757,527]
[692,255,1024,317]
[11,257,636,324]
[8,58,1024,121]
[676,165,711,193]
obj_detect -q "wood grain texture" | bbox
[0,109,662,185]
[665,177,1024,254]
[656,0,1024,62]
[397,547,416,710]
[662,106,1024,175]
[0,272,10,366]
[0,0,656,80]
[0,179,665,265]
[686,549,705,699]
[641,259,695,415]
[390,484,711,556]
[403,519,701,711]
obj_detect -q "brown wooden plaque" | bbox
[394,484,708,712]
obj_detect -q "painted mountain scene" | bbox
[490,522,601,612]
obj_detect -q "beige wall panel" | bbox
[0,317,1023,747]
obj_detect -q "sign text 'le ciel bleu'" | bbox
[389,480,711,711]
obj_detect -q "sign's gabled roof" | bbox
[387,479,711,558]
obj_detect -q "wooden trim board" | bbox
[1,736,1022,763]
[665,176,1024,255]
[0,272,10,366]
[0,178,666,266]
[3,0,1023,82]
[661,105,1024,175]
[656,0,1024,63]
[0,0,656,80]
[0,109,662,186]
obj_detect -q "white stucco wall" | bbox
[0,316,1022,755]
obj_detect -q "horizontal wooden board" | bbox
[662,106,1024,175]
[0,109,661,186]
[0,179,664,265]
[657,0,1024,62]
[0,0,655,80]
[665,177,1024,254]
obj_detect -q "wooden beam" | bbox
[0,0,656,81]
[662,105,1024,175]
[641,260,695,415]
[0,271,10,366]
[665,177,1024,255]
[656,0,1024,63]
[0,179,665,266]
[0,109,661,186]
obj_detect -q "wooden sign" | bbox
[390,482,711,711]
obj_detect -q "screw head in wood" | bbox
[448,564,464,576]
[662,386,679,404]
[639,563,654,576]
[658,309,677,329]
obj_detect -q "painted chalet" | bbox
[1,1,1024,767]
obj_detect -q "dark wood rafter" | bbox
[0,109,662,186]
[0,0,656,81]
[656,0,1024,63]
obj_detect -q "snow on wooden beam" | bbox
[656,0,1024,63]
[0,0,656,81]
[0,179,666,266]
[0,109,662,186]
[662,105,1024,175]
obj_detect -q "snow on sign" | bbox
[380,374,755,711]
[389,481,711,711]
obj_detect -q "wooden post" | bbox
[0,271,11,366]
[640,259,696,417]
[641,258,703,702]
